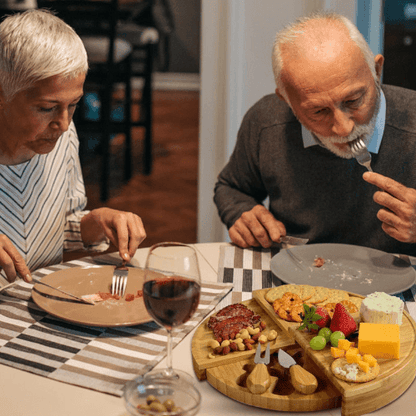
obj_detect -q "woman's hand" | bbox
[0,235,32,283]
[81,208,146,261]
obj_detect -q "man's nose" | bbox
[331,108,354,137]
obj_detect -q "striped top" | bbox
[0,122,108,285]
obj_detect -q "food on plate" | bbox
[207,303,261,341]
[331,357,380,382]
[314,306,331,328]
[81,290,143,303]
[325,300,358,318]
[310,335,327,351]
[313,257,325,267]
[318,327,332,342]
[360,292,404,325]
[358,323,400,359]
[329,303,357,337]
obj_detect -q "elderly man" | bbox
[214,12,416,255]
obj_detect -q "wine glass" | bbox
[142,242,201,381]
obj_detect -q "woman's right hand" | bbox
[0,235,32,283]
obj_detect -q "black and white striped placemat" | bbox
[0,258,232,396]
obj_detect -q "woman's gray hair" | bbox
[0,8,88,101]
[272,12,376,103]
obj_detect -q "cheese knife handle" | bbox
[289,365,318,395]
[246,363,271,395]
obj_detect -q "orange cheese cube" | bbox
[346,349,361,364]
[358,323,400,359]
[362,354,377,367]
[358,360,370,373]
[337,339,352,351]
[331,347,345,358]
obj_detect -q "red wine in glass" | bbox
[143,276,200,330]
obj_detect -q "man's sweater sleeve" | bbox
[214,106,268,229]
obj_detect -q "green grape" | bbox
[330,331,346,348]
[310,335,327,351]
[318,327,332,343]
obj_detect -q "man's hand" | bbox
[363,172,416,243]
[0,235,32,283]
[81,208,146,261]
[229,205,286,248]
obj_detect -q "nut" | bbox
[247,327,260,335]
[260,321,267,330]
[208,339,220,349]
[208,353,216,359]
[238,329,250,339]
[258,334,268,344]
[243,338,255,344]
[220,340,230,348]
[214,346,223,355]
[150,402,167,412]
[234,337,243,344]
[246,343,253,350]
[267,330,278,341]
[251,333,261,342]
[237,342,246,351]
[222,346,231,355]
[230,342,238,351]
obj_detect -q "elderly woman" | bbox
[0,9,146,285]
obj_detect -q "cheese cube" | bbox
[346,349,361,364]
[338,339,352,351]
[331,347,345,358]
[362,354,377,367]
[358,323,400,359]
[358,360,370,373]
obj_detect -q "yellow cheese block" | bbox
[358,323,400,359]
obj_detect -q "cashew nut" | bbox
[247,327,260,335]
[220,340,230,348]
[208,353,216,359]
[207,339,220,349]
[267,330,278,341]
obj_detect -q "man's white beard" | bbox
[312,88,381,159]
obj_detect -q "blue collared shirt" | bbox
[301,90,386,154]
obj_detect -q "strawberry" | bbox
[329,303,357,337]
[314,306,331,329]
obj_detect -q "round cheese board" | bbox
[192,287,416,416]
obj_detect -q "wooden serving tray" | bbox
[253,288,416,416]
[191,298,342,412]
[192,289,416,415]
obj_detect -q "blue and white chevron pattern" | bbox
[0,122,88,283]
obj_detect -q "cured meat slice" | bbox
[208,303,261,340]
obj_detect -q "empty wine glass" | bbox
[142,242,201,381]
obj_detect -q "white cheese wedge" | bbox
[360,292,404,325]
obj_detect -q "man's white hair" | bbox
[272,12,376,103]
[0,9,88,101]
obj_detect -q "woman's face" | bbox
[0,73,85,162]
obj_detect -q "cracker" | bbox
[324,289,350,304]
[348,296,363,310]
[299,285,315,301]
[331,358,380,383]
[265,284,303,303]
[307,286,330,304]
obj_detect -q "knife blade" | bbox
[278,349,318,395]
[246,343,271,395]
[33,281,95,305]
[280,236,309,246]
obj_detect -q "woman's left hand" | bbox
[81,208,146,261]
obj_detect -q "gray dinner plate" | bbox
[270,243,416,295]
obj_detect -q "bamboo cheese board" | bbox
[192,287,416,416]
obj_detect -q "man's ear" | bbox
[374,54,384,80]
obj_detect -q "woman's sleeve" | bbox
[63,123,110,252]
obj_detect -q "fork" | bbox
[112,260,128,297]
[350,138,373,172]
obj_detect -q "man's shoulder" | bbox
[244,94,297,128]
[383,84,416,133]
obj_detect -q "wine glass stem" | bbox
[165,329,174,377]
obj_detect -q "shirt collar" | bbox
[301,89,386,154]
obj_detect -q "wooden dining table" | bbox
[1,242,415,416]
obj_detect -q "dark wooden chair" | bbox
[38,0,156,201]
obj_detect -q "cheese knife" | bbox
[246,343,271,394]
[278,349,318,395]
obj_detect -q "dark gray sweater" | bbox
[214,85,416,255]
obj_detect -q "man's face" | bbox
[278,39,383,158]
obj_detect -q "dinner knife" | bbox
[278,349,318,395]
[33,281,95,305]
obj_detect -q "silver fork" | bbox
[112,260,128,297]
[350,138,373,172]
